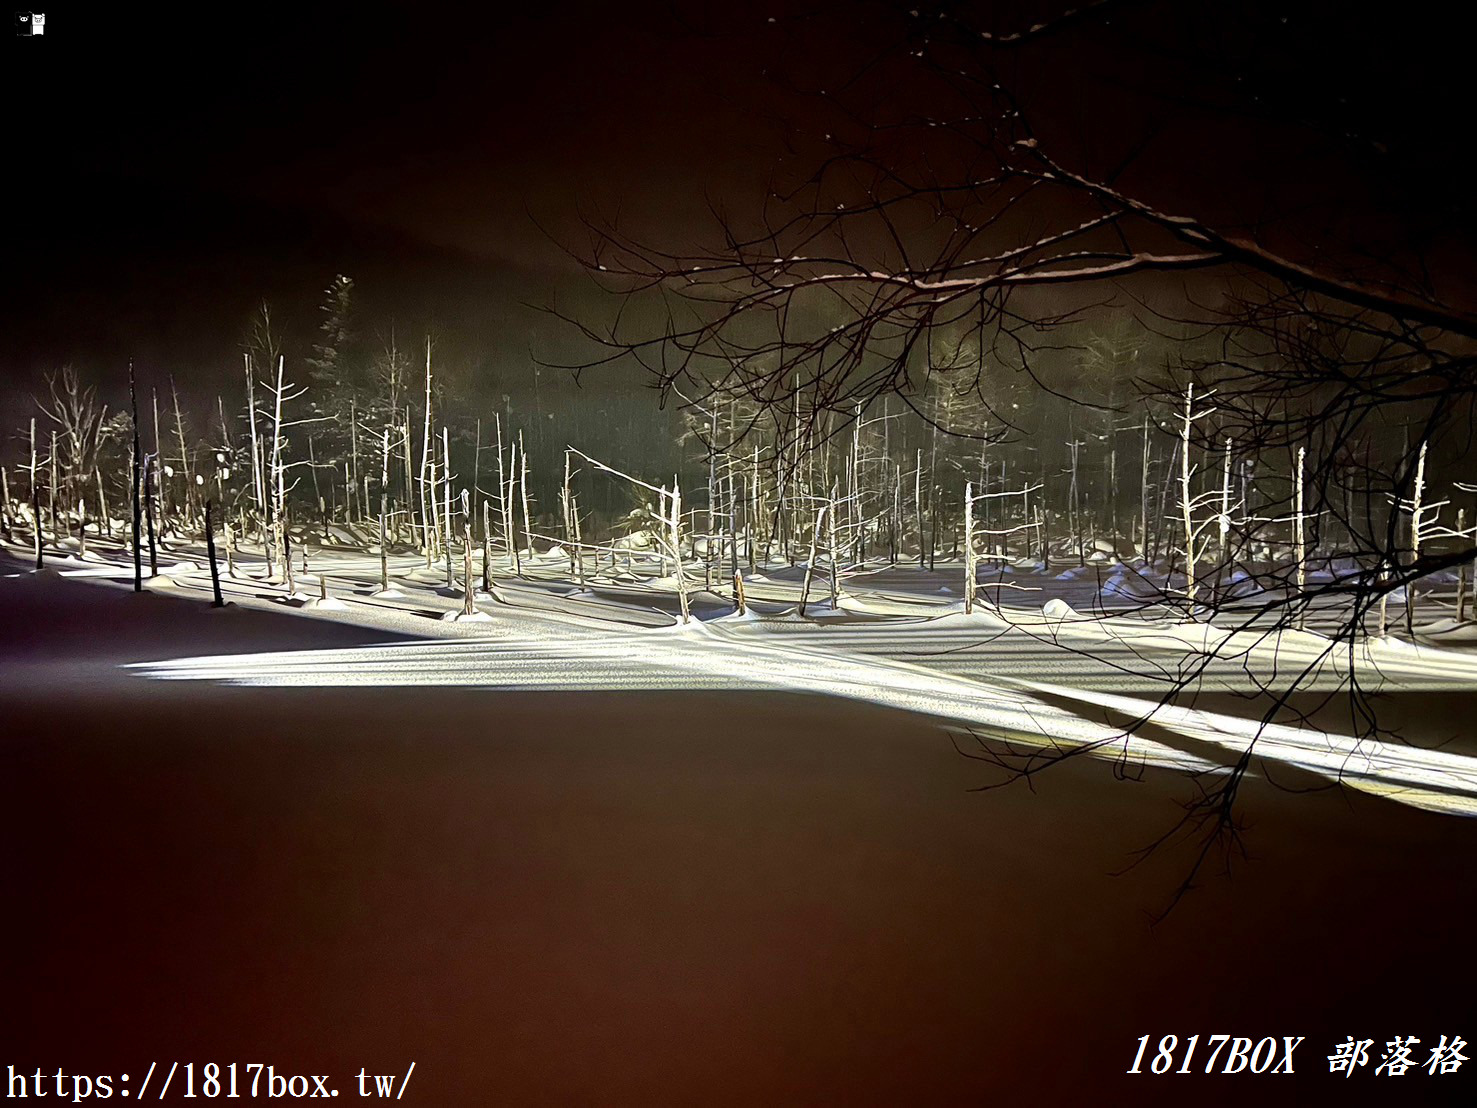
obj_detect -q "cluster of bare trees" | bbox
[8,331,1477,644]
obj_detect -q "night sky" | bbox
[4,2,1474,406]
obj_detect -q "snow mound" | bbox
[937,607,1011,629]
[303,597,349,611]
[1361,633,1425,657]
[1042,598,1077,619]
[1416,618,1477,643]
[441,609,493,623]
[711,607,766,624]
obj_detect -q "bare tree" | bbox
[37,366,108,547]
[543,1,1477,903]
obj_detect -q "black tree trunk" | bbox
[205,499,224,607]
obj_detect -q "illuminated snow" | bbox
[13,530,1477,817]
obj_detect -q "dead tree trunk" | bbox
[244,354,270,574]
[562,448,577,580]
[400,416,415,545]
[205,499,224,607]
[225,512,236,578]
[1294,445,1306,631]
[519,430,533,565]
[827,480,840,611]
[668,481,690,623]
[964,480,976,615]
[171,380,194,528]
[94,464,109,538]
[142,454,159,576]
[130,364,143,590]
[384,428,395,599]
[1139,412,1151,562]
[482,500,493,593]
[151,388,166,536]
[48,430,58,546]
[1453,507,1469,623]
[442,426,454,588]
[350,397,361,523]
[460,489,475,616]
[1068,438,1084,567]
[269,356,293,595]
[748,446,760,573]
[0,465,12,543]
[1378,560,1391,638]
[494,414,512,572]
[30,418,42,570]
[915,449,925,570]
[420,337,434,554]
[1179,386,1197,607]
[572,492,586,590]
[799,499,827,617]
[1405,440,1428,638]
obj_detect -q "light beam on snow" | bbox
[130,624,1477,818]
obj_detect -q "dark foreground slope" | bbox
[3,567,1474,1105]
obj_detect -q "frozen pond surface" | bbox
[5,562,1477,1102]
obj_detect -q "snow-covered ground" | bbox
[10,527,1477,817]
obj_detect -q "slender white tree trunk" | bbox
[1378,559,1391,638]
[443,426,454,587]
[572,492,585,590]
[1180,385,1197,608]
[30,418,42,569]
[482,500,494,594]
[915,448,925,569]
[1294,445,1306,631]
[420,337,434,555]
[1140,412,1150,561]
[172,381,193,526]
[461,489,475,615]
[95,465,108,537]
[799,498,826,616]
[1458,508,1468,622]
[1406,440,1427,636]
[826,480,840,611]
[669,481,689,623]
[269,356,294,595]
[519,430,533,563]
[563,448,576,578]
[495,413,511,568]
[400,417,414,543]
[964,481,976,615]
[379,428,390,593]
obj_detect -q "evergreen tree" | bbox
[307,274,355,399]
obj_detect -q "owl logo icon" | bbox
[15,10,44,35]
